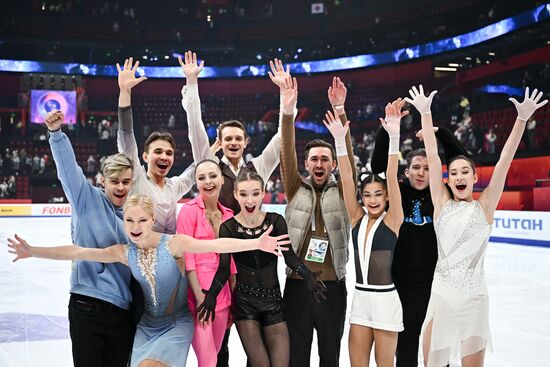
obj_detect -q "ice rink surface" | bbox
[1,216,549,366]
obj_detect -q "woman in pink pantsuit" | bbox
[176,159,237,367]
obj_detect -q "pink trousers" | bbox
[191,307,230,367]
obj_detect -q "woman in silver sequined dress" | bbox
[405,85,547,367]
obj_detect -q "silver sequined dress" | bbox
[421,200,493,367]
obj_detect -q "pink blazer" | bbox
[176,196,237,311]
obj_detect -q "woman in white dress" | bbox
[405,85,547,367]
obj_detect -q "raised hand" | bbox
[327,77,347,107]
[116,57,147,91]
[380,98,409,136]
[196,289,216,324]
[258,225,291,256]
[323,109,349,140]
[509,87,548,121]
[268,58,291,89]
[209,137,222,156]
[7,234,32,262]
[178,51,204,84]
[404,85,437,115]
[44,110,64,131]
[280,76,298,115]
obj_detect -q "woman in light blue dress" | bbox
[7,194,289,367]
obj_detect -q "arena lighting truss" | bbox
[0,4,548,78]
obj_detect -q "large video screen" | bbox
[30,90,77,124]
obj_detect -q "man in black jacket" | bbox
[371,126,467,367]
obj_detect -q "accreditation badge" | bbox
[305,236,329,263]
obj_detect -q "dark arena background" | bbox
[0,1,549,366]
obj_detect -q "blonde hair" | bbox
[101,153,134,179]
[123,194,155,218]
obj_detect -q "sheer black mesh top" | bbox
[219,212,302,289]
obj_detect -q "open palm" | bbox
[116,57,147,91]
[268,58,291,88]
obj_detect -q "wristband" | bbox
[388,134,400,155]
[335,137,347,157]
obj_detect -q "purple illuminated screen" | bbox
[30,90,77,124]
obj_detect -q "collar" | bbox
[221,155,246,175]
[190,195,233,215]
[303,174,337,190]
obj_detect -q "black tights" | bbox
[236,320,290,367]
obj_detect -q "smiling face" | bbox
[196,161,223,201]
[123,205,155,243]
[100,168,133,208]
[219,126,247,163]
[448,158,477,201]
[304,147,336,189]
[405,155,430,191]
[234,179,264,215]
[361,181,387,217]
[143,139,174,178]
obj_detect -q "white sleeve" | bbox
[250,126,281,183]
[181,84,212,163]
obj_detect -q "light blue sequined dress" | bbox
[127,234,193,367]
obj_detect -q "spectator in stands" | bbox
[266,178,274,193]
[0,154,3,175]
[32,154,40,174]
[87,155,97,175]
[39,154,47,174]
[485,128,497,154]
[526,116,536,148]
[279,74,353,367]
[6,176,17,198]
[19,149,27,174]
[0,178,7,197]
[167,114,176,129]
[12,150,20,174]
[25,154,32,175]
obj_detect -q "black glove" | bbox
[197,288,217,322]
[297,265,328,303]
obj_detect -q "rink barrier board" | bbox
[1,204,549,247]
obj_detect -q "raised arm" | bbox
[117,58,146,173]
[45,111,94,209]
[168,225,290,259]
[328,77,356,185]
[323,110,363,225]
[278,74,302,202]
[179,51,212,163]
[250,60,292,181]
[8,234,127,265]
[405,85,450,214]
[479,88,547,220]
[379,99,407,230]
[371,127,389,174]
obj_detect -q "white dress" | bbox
[422,200,493,367]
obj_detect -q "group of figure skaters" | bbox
[7,51,547,367]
